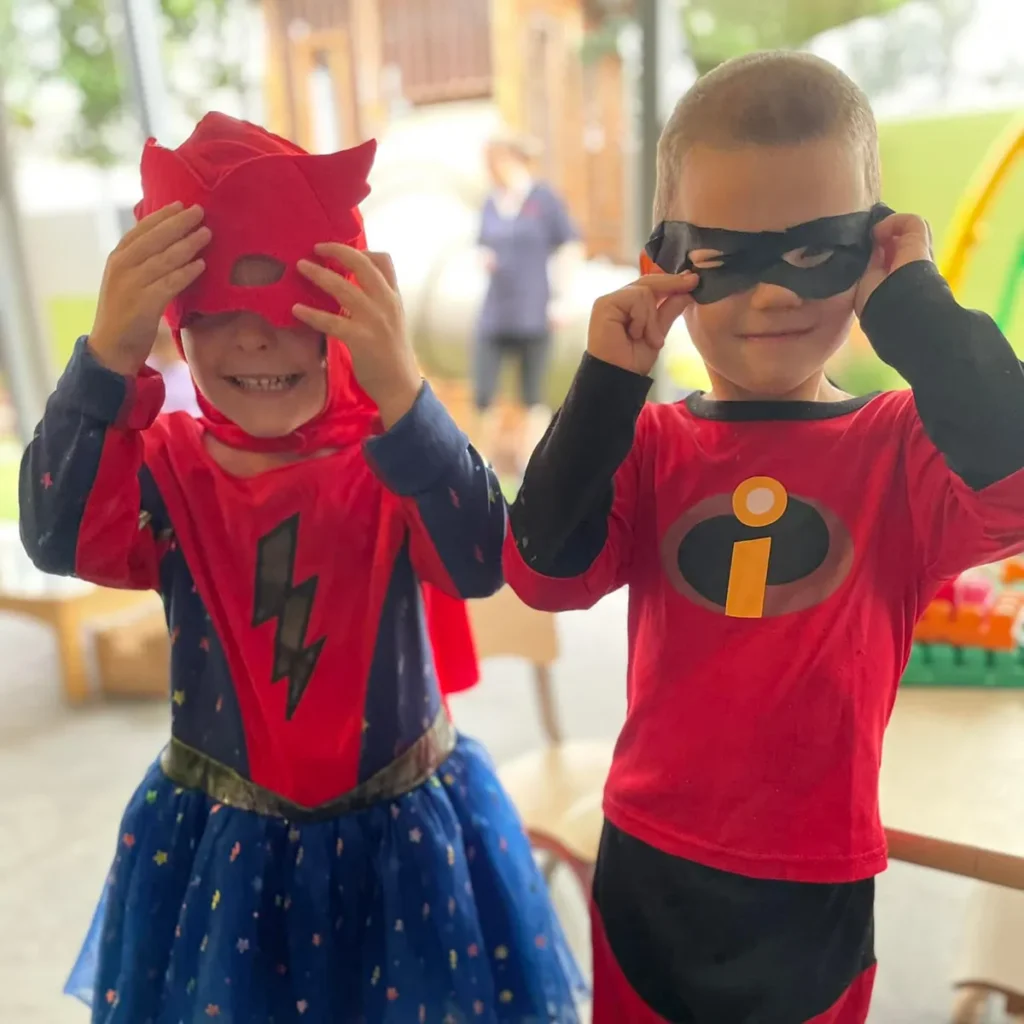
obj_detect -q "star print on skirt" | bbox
[66,735,586,1022]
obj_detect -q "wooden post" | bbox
[262,0,301,141]
[349,0,387,139]
[492,0,524,131]
[553,4,588,248]
[0,69,50,443]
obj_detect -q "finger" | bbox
[296,259,374,318]
[366,251,398,291]
[871,212,926,244]
[872,214,931,273]
[139,226,212,286]
[865,243,887,274]
[630,270,700,295]
[118,202,185,251]
[157,258,205,302]
[656,291,693,337]
[314,243,390,301]
[123,204,206,266]
[623,286,659,344]
[292,303,374,345]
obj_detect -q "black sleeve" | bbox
[859,260,1024,490]
[509,352,652,577]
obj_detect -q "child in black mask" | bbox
[504,50,1024,1024]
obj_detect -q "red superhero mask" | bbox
[136,111,376,331]
[136,114,479,755]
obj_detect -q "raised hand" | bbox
[855,213,933,316]
[88,202,210,376]
[587,271,699,376]
[294,245,421,428]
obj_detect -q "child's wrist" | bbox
[375,369,422,430]
[86,336,149,378]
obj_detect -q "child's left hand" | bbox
[294,244,421,428]
[854,213,934,316]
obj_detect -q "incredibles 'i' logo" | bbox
[660,477,854,618]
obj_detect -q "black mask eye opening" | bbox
[781,246,837,269]
[687,248,727,270]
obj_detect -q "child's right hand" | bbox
[88,202,210,376]
[587,271,698,376]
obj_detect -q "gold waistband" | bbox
[160,710,457,822]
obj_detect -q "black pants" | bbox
[474,330,551,410]
[593,823,876,1024]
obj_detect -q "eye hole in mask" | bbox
[781,245,835,269]
[687,248,726,270]
[230,255,287,287]
[647,203,893,304]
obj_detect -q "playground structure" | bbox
[904,114,1024,691]
[938,113,1024,334]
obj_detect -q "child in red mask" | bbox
[20,113,583,1023]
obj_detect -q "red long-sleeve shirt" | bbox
[505,261,1024,884]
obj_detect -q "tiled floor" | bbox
[0,592,1012,1022]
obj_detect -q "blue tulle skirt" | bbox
[66,735,586,1022]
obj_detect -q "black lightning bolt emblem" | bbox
[252,514,326,720]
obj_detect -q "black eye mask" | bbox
[645,203,893,304]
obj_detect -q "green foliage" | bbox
[51,0,125,165]
[680,0,914,75]
[580,13,631,66]
[580,0,917,76]
[4,0,245,165]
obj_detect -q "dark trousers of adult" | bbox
[473,330,551,412]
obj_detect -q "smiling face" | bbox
[672,136,871,400]
[181,312,328,438]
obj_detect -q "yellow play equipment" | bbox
[938,114,1024,301]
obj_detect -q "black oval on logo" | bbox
[676,497,830,608]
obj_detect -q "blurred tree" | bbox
[679,0,915,75]
[1,0,248,165]
[844,0,975,102]
[581,0,917,72]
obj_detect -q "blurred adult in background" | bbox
[475,133,580,473]
[147,317,200,417]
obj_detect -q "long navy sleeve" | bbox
[19,338,166,587]
[364,382,505,599]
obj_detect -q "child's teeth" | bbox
[236,376,291,391]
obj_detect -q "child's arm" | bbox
[503,353,650,611]
[21,202,208,588]
[20,339,168,588]
[859,256,1024,581]
[293,246,505,599]
[504,271,698,611]
[364,382,505,599]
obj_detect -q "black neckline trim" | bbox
[683,390,880,421]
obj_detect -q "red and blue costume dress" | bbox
[504,261,1024,1023]
[19,114,584,1023]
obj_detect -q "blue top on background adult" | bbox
[477,137,577,339]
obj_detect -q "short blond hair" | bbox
[653,51,880,223]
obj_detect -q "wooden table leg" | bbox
[533,663,563,745]
[0,585,152,704]
[50,600,92,704]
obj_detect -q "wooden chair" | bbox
[467,586,613,892]
[951,885,1024,1023]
